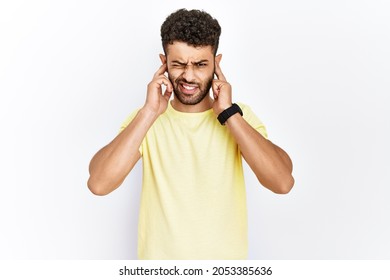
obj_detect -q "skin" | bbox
[87,41,294,195]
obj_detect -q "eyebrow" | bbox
[171,59,209,65]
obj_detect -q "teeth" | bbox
[183,85,196,90]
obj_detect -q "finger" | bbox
[154,76,173,93]
[163,88,173,102]
[212,80,223,99]
[153,63,167,78]
[212,80,224,92]
[163,77,173,94]
[214,60,226,82]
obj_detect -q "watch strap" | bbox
[217,103,243,125]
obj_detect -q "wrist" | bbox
[217,103,243,125]
[215,103,232,116]
[140,106,160,122]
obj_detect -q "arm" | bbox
[87,63,173,195]
[225,114,294,194]
[212,56,294,194]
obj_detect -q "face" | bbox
[163,42,215,105]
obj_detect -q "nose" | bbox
[181,65,196,82]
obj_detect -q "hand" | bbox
[212,59,232,115]
[143,63,173,117]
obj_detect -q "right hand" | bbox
[143,63,173,117]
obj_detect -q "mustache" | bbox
[174,77,200,87]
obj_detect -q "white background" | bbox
[1,0,389,259]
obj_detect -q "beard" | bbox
[168,73,214,106]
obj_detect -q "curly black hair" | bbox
[161,9,221,55]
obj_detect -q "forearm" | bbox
[226,114,294,194]
[88,107,157,195]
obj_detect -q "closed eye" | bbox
[170,60,209,69]
[196,62,207,67]
[171,63,186,68]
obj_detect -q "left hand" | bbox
[212,59,232,115]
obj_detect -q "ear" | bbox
[159,54,167,64]
[215,54,222,66]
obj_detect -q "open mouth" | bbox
[179,82,199,95]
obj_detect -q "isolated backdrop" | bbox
[1,0,389,259]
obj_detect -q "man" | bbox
[88,9,294,260]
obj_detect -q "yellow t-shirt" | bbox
[120,102,267,259]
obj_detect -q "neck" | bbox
[171,95,213,113]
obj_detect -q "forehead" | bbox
[166,41,214,61]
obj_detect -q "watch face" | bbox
[231,104,243,116]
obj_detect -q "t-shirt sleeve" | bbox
[118,109,144,156]
[238,103,268,139]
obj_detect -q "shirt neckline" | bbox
[168,101,214,118]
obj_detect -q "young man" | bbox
[88,9,294,259]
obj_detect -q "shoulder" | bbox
[236,102,256,117]
[236,102,268,139]
[119,108,140,133]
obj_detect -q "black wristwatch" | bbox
[217,103,243,125]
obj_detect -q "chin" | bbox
[175,91,208,105]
